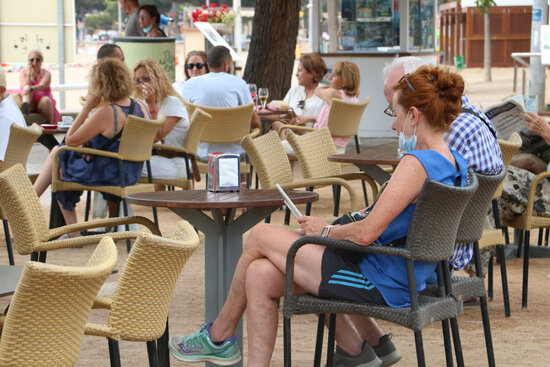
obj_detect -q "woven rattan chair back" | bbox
[406,170,479,262]
[287,128,342,178]
[106,222,199,341]
[326,97,370,138]
[182,102,254,144]
[456,168,505,243]
[182,99,196,117]
[494,132,522,199]
[0,123,42,173]
[118,115,165,162]
[0,164,49,255]
[241,131,294,188]
[0,237,117,366]
[182,108,211,154]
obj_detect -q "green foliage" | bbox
[85,12,115,33]
[475,0,496,14]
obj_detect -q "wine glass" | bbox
[258,87,269,110]
[248,84,257,107]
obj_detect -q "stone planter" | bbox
[210,23,233,35]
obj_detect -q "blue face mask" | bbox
[142,24,153,33]
[398,111,417,156]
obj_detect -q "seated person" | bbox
[267,53,327,135]
[33,58,149,237]
[168,66,468,366]
[282,61,360,157]
[133,57,190,180]
[0,67,27,168]
[19,49,61,124]
[172,50,209,96]
[180,45,260,162]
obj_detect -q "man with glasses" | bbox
[383,57,503,272]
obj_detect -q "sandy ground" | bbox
[2,62,550,366]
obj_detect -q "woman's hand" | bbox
[21,85,32,95]
[291,115,310,126]
[138,82,155,102]
[522,112,550,144]
[83,94,101,111]
[298,216,328,236]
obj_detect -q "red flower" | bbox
[210,3,217,7]
[221,4,227,9]
[201,4,208,9]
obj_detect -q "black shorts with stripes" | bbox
[318,247,387,305]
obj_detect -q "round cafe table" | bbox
[127,188,318,367]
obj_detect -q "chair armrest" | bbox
[279,177,359,212]
[152,143,193,158]
[248,128,261,138]
[278,124,315,136]
[47,216,161,239]
[284,235,411,298]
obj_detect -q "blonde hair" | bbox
[332,61,360,97]
[28,49,43,61]
[88,58,134,102]
[132,58,183,104]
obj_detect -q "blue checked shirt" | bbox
[445,96,504,270]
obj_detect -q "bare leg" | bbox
[345,314,385,347]
[59,203,80,237]
[34,145,58,197]
[37,96,55,124]
[270,120,286,138]
[208,223,324,343]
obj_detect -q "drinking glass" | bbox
[258,87,269,110]
[248,84,257,106]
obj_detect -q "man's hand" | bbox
[522,112,550,144]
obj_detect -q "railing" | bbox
[511,52,540,96]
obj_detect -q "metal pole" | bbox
[57,0,65,111]
[529,1,548,112]
[310,0,320,52]
[233,0,242,68]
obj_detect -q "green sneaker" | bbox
[169,322,241,366]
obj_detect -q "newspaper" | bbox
[483,94,527,140]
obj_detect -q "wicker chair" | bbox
[482,132,522,317]
[440,169,505,367]
[287,127,378,216]
[85,221,199,367]
[182,101,260,184]
[499,133,549,309]
[0,236,117,367]
[1,123,42,265]
[283,171,478,367]
[137,109,212,190]
[241,131,358,223]
[51,115,164,250]
[0,164,160,262]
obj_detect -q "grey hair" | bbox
[382,56,430,83]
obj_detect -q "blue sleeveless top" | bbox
[357,149,468,307]
[57,101,146,209]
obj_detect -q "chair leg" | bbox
[326,314,336,367]
[503,226,510,244]
[354,135,361,154]
[3,220,14,265]
[283,316,292,367]
[38,251,47,263]
[108,338,122,367]
[538,228,544,246]
[305,187,314,216]
[522,230,530,309]
[284,207,291,225]
[313,314,325,367]
[157,319,170,367]
[361,180,369,207]
[479,296,496,367]
[147,340,160,367]
[332,185,341,217]
[441,319,454,367]
[123,199,132,253]
[487,255,494,301]
[449,317,465,367]
[413,330,426,367]
[496,245,511,317]
[84,190,92,222]
[545,228,549,246]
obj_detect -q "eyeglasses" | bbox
[384,105,396,118]
[139,14,151,19]
[399,74,416,92]
[186,63,205,70]
[297,100,305,109]
[135,76,151,85]
[29,58,41,62]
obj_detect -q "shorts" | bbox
[319,247,386,305]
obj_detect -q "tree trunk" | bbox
[484,12,492,82]
[242,0,301,100]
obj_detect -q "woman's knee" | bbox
[38,97,52,108]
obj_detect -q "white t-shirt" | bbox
[0,95,27,162]
[172,80,185,97]
[142,95,190,179]
[284,85,324,126]
[181,72,253,159]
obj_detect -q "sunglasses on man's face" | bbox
[29,58,41,62]
[187,63,204,70]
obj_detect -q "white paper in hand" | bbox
[275,184,302,218]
